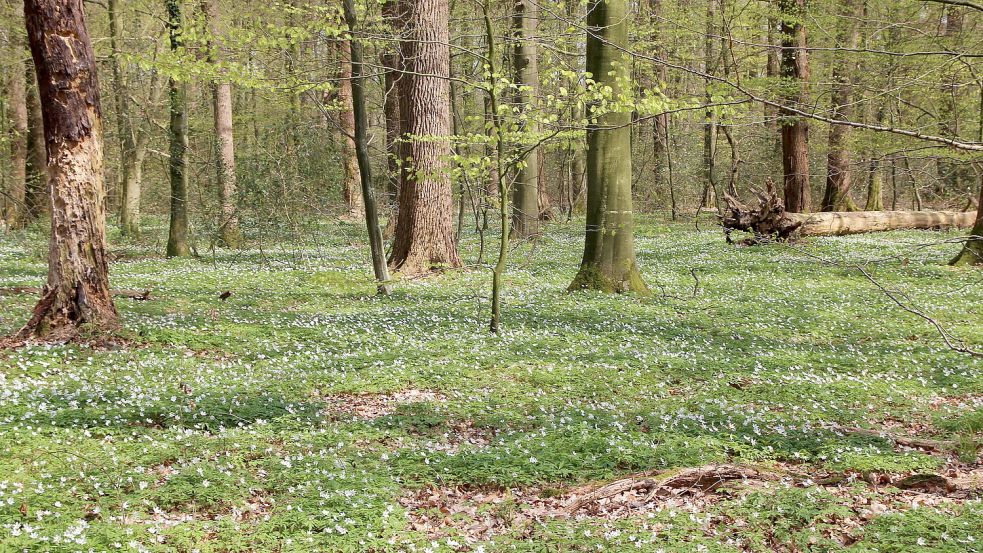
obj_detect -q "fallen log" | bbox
[0,287,152,300]
[721,180,975,242]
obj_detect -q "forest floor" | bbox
[0,216,981,552]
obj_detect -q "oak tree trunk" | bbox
[569,0,647,294]
[387,0,462,274]
[13,0,119,341]
[779,0,811,213]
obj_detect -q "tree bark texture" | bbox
[14,0,119,341]
[24,68,47,220]
[166,0,190,257]
[388,0,462,274]
[511,0,540,237]
[337,39,364,219]
[821,0,861,212]
[204,0,241,247]
[569,0,647,294]
[5,51,27,228]
[779,0,811,213]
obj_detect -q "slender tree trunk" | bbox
[5,51,27,229]
[387,0,461,274]
[166,0,190,257]
[569,0,647,294]
[204,0,241,247]
[108,0,139,236]
[342,0,392,294]
[24,69,47,220]
[701,0,719,210]
[337,39,364,219]
[649,0,668,205]
[821,0,861,212]
[511,0,540,237]
[13,0,118,341]
[381,0,401,207]
[779,0,811,213]
[865,157,884,211]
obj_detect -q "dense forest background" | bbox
[1,0,980,246]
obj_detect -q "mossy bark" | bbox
[165,0,190,258]
[569,0,647,295]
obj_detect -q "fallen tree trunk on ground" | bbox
[722,182,975,242]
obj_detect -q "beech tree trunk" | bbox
[204,0,241,247]
[511,0,540,237]
[165,0,190,257]
[387,0,462,274]
[5,52,27,229]
[821,0,861,212]
[337,40,365,220]
[569,0,647,294]
[13,0,118,341]
[778,0,811,213]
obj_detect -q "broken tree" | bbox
[722,183,975,242]
[12,0,119,341]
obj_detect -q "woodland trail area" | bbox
[0,218,980,551]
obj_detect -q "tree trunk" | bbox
[203,0,241,247]
[779,0,811,213]
[24,68,47,220]
[5,51,27,229]
[511,0,540,237]
[821,0,861,212]
[109,0,138,236]
[569,0,647,294]
[165,0,190,257]
[701,0,719,210]
[337,39,364,219]
[13,0,118,341]
[723,188,975,240]
[387,0,461,274]
[342,0,392,294]
[950,183,983,266]
[865,158,883,211]
[649,0,669,204]
[381,0,401,207]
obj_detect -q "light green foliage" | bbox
[1,219,980,550]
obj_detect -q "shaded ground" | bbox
[0,216,980,551]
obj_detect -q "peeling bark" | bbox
[12,0,118,342]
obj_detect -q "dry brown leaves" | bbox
[399,462,983,546]
[320,388,446,420]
